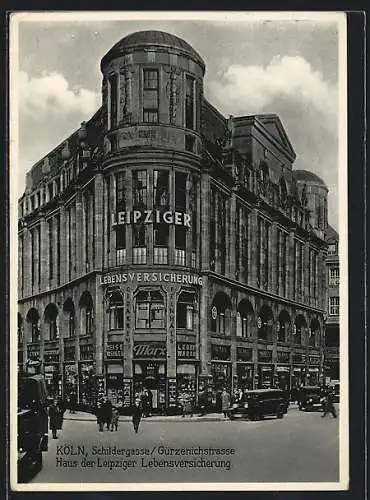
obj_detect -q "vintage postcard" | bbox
[9,11,348,491]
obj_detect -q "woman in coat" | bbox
[48,399,61,439]
[221,388,231,418]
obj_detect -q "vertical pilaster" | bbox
[200,173,210,269]
[288,231,295,301]
[270,222,277,294]
[109,174,116,267]
[75,191,83,276]
[303,242,310,305]
[166,286,177,379]
[126,170,132,265]
[250,209,258,287]
[94,173,104,271]
[39,218,48,291]
[59,205,66,285]
[95,280,104,374]
[103,176,109,269]
[24,229,32,297]
[229,192,236,278]
[199,276,210,375]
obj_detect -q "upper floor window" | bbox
[177,291,195,330]
[143,69,159,123]
[185,75,196,130]
[153,170,169,209]
[109,74,118,128]
[132,170,147,208]
[327,243,337,256]
[108,292,124,330]
[329,267,340,286]
[135,290,165,329]
[329,296,339,316]
[116,172,126,211]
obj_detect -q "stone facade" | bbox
[17,30,329,411]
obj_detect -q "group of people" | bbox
[95,397,120,432]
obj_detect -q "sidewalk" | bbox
[64,411,226,423]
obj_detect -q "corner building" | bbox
[17,31,329,412]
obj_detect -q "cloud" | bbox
[18,70,100,119]
[207,55,339,229]
[208,55,337,124]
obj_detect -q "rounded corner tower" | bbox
[294,169,328,238]
[100,30,206,159]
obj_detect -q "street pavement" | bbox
[31,406,339,484]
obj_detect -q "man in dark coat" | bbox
[321,390,337,418]
[48,399,61,439]
[95,400,105,432]
[132,398,143,433]
[102,397,113,430]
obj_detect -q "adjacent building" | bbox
[17,30,330,411]
[324,225,340,381]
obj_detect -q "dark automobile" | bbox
[297,386,323,411]
[18,375,49,482]
[229,389,289,421]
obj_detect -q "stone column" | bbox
[103,176,109,269]
[94,173,104,271]
[169,170,175,265]
[303,242,310,305]
[126,170,133,266]
[24,229,32,297]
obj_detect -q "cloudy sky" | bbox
[12,12,345,229]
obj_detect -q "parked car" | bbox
[18,375,49,482]
[297,386,323,411]
[229,389,289,421]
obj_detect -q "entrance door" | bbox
[133,362,166,411]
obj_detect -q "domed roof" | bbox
[101,30,205,70]
[293,169,327,187]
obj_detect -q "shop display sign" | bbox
[292,353,306,363]
[64,346,76,362]
[100,271,203,287]
[258,349,272,362]
[277,351,290,363]
[167,378,177,408]
[133,342,166,359]
[27,344,40,360]
[44,350,59,363]
[80,344,94,361]
[177,343,197,359]
[123,378,132,407]
[106,342,124,359]
[309,355,321,365]
[211,344,231,361]
[236,347,253,362]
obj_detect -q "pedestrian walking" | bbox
[321,390,337,418]
[95,400,105,432]
[48,399,61,439]
[141,389,149,418]
[69,391,77,414]
[57,397,67,430]
[221,387,231,418]
[132,398,142,433]
[102,397,113,429]
[110,406,119,431]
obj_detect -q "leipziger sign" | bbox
[111,210,191,227]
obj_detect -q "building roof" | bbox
[293,169,327,187]
[326,224,339,243]
[101,30,205,70]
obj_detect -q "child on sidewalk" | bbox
[110,406,119,431]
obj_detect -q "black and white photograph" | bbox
[9,11,348,491]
